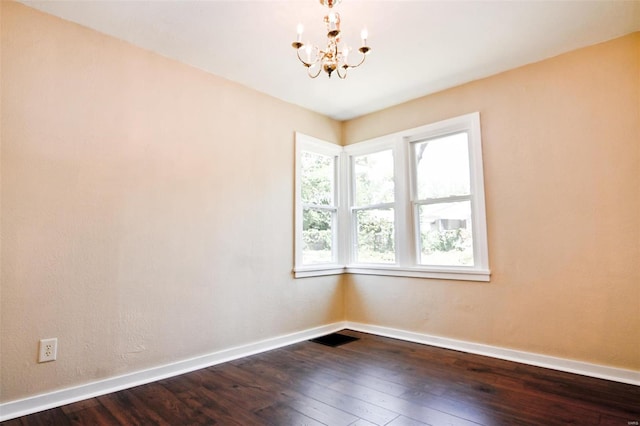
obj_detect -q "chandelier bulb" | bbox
[304,45,313,63]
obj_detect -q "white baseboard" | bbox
[346,321,640,386]
[0,322,344,422]
[3,320,638,421]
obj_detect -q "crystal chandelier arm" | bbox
[295,45,322,67]
[336,64,348,79]
[307,64,323,78]
[344,46,370,69]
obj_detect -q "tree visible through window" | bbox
[413,132,474,266]
[352,149,395,264]
[300,151,337,264]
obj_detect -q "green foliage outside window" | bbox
[301,152,333,206]
[421,228,473,266]
[425,228,465,252]
[301,152,334,263]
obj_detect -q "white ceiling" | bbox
[20,1,640,121]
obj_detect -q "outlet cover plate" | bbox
[39,338,58,362]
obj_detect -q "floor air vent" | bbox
[310,333,359,347]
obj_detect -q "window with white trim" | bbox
[294,134,344,277]
[294,112,490,281]
[412,132,474,267]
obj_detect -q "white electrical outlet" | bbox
[38,338,58,363]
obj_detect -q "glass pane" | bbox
[418,201,474,266]
[355,209,395,264]
[302,208,334,264]
[301,151,334,205]
[354,150,394,206]
[415,133,470,200]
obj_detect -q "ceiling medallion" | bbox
[291,0,371,79]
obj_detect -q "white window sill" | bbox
[345,265,491,282]
[294,264,490,281]
[293,265,346,278]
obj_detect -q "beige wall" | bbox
[344,33,640,370]
[1,2,342,402]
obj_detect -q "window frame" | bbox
[346,141,398,266]
[294,133,345,277]
[406,113,489,277]
[294,112,490,282]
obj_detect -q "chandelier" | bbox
[291,0,371,79]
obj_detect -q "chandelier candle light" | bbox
[292,0,371,79]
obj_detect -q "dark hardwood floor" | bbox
[4,330,639,425]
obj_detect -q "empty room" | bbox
[1,0,639,424]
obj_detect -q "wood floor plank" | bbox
[211,358,361,426]
[329,379,479,426]
[401,388,536,426]
[254,402,326,426]
[238,352,399,425]
[203,365,280,412]
[97,389,171,426]
[290,339,505,424]
[598,413,640,426]
[63,403,119,426]
[286,340,453,396]
[171,370,269,424]
[285,396,358,426]
[122,382,208,425]
[8,408,71,426]
[385,416,429,426]
[5,330,639,426]
[348,419,379,426]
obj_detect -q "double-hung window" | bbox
[411,132,474,266]
[405,114,489,280]
[294,112,490,281]
[294,134,344,277]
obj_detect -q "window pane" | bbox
[301,151,334,205]
[355,209,395,264]
[415,133,470,200]
[418,201,473,266]
[302,208,334,264]
[354,150,394,206]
